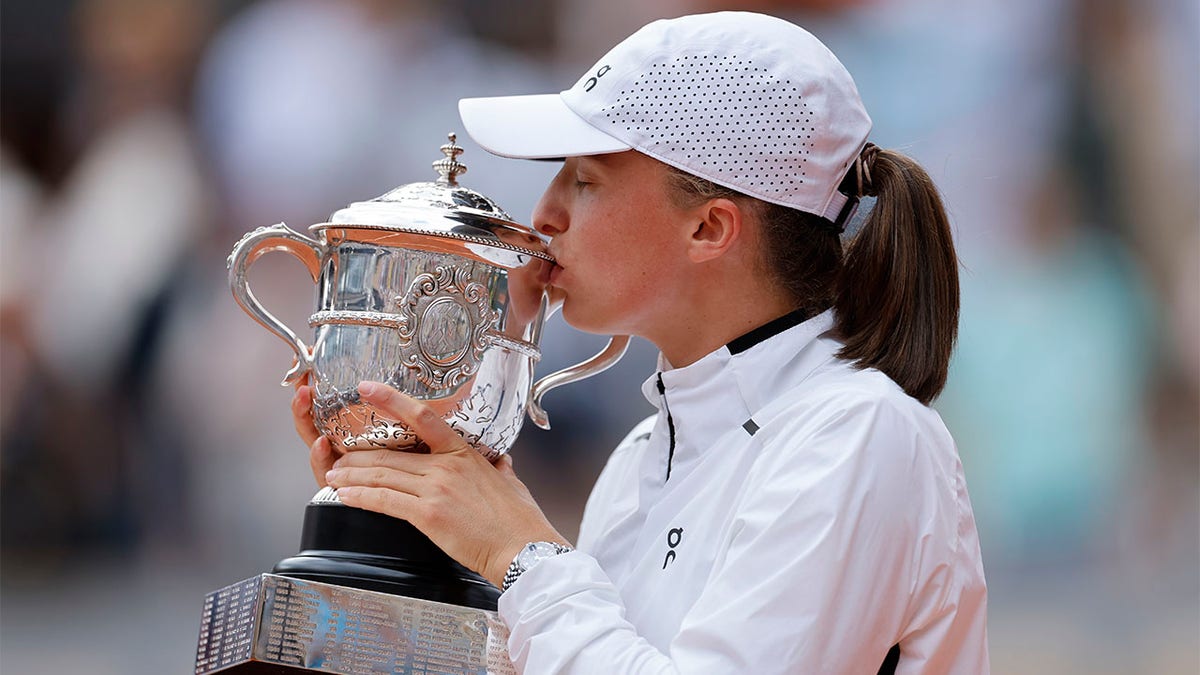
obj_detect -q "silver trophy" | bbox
[229,132,627,458]
[195,134,627,674]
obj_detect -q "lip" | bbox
[546,247,564,285]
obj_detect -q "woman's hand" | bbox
[291,382,344,487]
[323,381,569,588]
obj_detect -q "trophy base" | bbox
[272,501,501,612]
[194,574,515,675]
[197,663,312,674]
[195,500,512,673]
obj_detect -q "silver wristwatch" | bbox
[502,541,573,592]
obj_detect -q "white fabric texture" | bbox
[499,311,989,674]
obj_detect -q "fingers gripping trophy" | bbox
[194,135,628,675]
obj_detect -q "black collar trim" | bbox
[727,307,820,355]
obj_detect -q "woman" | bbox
[292,12,988,674]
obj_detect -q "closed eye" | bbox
[574,169,599,189]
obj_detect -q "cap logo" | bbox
[583,65,611,92]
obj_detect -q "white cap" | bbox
[459,12,872,222]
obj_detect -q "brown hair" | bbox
[665,146,959,405]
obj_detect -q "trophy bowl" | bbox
[228,134,627,462]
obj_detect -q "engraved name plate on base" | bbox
[195,574,515,675]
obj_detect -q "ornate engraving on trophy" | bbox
[453,386,496,425]
[452,384,518,462]
[313,393,423,451]
[396,265,498,391]
[308,310,406,329]
[418,297,472,366]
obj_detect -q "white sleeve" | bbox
[499,395,974,674]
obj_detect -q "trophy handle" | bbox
[228,223,324,386]
[527,334,630,430]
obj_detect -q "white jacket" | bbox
[499,311,989,674]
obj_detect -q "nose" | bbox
[532,168,569,238]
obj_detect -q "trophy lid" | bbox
[313,133,550,264]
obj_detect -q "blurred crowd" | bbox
[1,0,1196,672]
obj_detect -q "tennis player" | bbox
[294,12,988,674]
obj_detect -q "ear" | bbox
[686,198,744,263]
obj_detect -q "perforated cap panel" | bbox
[600,53,817,197]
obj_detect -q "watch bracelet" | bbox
[501,542,573,592]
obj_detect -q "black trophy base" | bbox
[271,499,501,612]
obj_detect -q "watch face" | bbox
[517,541,560,570]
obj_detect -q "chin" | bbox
[560,298,621,336]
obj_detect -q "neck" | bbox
[650,273,798,368]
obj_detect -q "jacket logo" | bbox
[662,527,683,569]
[583,65,611,92]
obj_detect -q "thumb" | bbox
[494,454,517,478]
[357,380,472,454]
[493,454,532,496]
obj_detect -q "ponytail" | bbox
[833,146,959,404]
[663,147,959,404]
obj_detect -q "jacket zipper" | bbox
[656,374,677,482]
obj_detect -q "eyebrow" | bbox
[571,157,603,177]
[576,153,625,173]
[585,152,627,165]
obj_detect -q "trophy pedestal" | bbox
[195,502,509,674]
[194,574,514,675]
[273,501,500,611]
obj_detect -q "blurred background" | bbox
[0,0,1196,672]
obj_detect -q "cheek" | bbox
[577,237,673,323]
[583,218,657,283]
[557,244,642,332]
[558,186,684,326]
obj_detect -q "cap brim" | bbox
[459,94,631,160]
